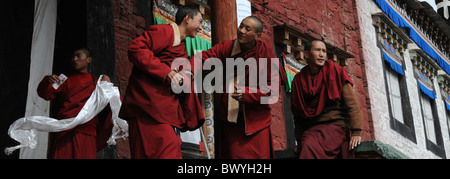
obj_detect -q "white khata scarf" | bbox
[5,75,128,155]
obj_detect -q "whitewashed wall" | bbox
[355,0,450,159]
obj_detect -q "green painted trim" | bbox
[355,140,410,159]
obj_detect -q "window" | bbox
[273,26,308,158]
[385,66,405,123]
[418,92,446,158]
[412,52,446,158]
[420,93,437,144]
[439,76,450,157]
[374,16,416,142]
[447,112,450,142]
[381,58,416,142]
[439,78,450,139]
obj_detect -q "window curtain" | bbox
[378,34,405,76]
[415,68,437,99]
[282,52,305,93]
[382,49,404,76]
[20,0,57,159]
[440,87,450,112]
[375,0,450,75]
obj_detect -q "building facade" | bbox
[356,0,450,158]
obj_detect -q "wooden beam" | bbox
[210,0,237,45]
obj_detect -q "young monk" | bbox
[119,5,205,159]
[37,47,112,159]
[189,16,287,159]
[290,40,363,159]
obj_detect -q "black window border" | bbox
[415,75,446,158]
[376,40,417,143]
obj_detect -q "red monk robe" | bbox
[191,39,286,159]
[290,60,363,159]
[119,24,205,159]
[37,72,112,159]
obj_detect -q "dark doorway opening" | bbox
[0,0,35,159]
[50,0,116,159]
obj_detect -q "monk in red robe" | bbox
[290,40,363,159]
[190,16,287,159]
[119,5,205,159]
[37,48,112,159]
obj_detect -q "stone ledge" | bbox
[355,140,410,159]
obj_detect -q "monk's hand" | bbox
[101,75,111,83]
[349,135,361,150]
[47,74,60,84]
[231,93,243,102]
[168,70,184,85]
[183,70,194,80]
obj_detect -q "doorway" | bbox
[0,0,35,159]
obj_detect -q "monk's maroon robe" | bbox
[291,60,356,159]
[37,72,111,159]
[119,24,204,159]
[191,39,286,159]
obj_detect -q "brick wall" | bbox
[251,0,374,142]
[113,0,146,97]
[111,0,376,157]
[112,0,150,159]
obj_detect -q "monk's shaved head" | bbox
[244,16,264,33]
